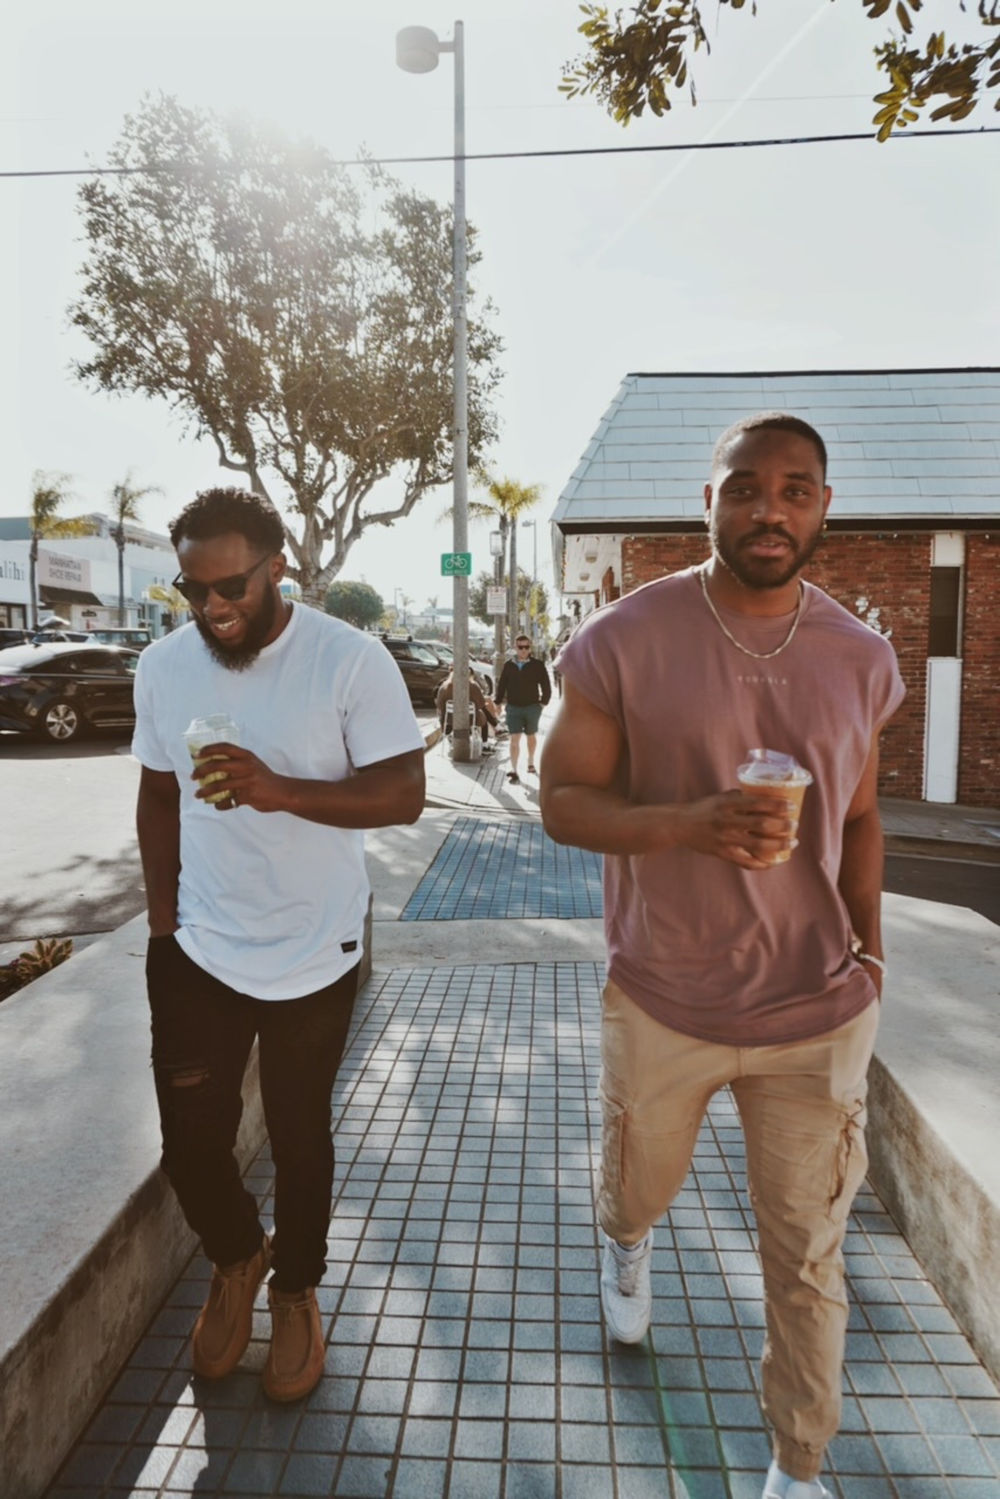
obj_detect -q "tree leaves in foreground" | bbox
[323,579,385,631]
[561,0,1000,140]
[71,95,503,604]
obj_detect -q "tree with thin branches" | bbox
[108,472,163,625]
[71,95,503,605]
[28,472,95,630]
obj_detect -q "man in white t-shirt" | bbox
[133,487,425,1403]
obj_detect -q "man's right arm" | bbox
[136,766,181,937]
[539,680,797,867]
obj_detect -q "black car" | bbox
[0,641,141,742]
[379,635,449,707]
[0,627,30,650]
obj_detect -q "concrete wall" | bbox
[0,925,267,1499]
[865,891,1000,1384]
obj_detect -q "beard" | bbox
[710,520,823,591]
[193,586,277,672]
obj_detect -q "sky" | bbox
[2,0,998,615]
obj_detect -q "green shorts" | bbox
[504,703,542,735]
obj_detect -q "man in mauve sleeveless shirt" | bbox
[542,413,904,1499]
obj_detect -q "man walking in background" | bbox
[494,634,551,784]
[541,414,904,1499]
[133,487,425,1403]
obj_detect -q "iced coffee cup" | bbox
[736,748,812,864]
[183,714,242,806]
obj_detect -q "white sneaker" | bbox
[762,1462,833,1499]
[600,1230,653,1343]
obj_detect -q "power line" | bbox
[2,124,998,180]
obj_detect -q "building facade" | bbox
[0,517,181,637]
[551,370,1000,807]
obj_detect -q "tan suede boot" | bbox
[191,1234,271,1379]
[262,1286,325,1402]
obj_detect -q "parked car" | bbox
[0,641,141,742]
[0,628,30,650]
[82,626,153,649]
[30,628,90,642]
[379,635,449,707]
[416,640,495,695]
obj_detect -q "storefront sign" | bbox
[38,550,92,591]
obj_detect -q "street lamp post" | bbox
[396,21,472,760]
[521,519,538,644]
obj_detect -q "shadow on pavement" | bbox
[0,845,146,943]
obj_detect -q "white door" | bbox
[923,658,962,803]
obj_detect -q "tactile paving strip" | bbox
[401,820,603,921]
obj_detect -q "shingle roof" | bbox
[552,368,1000,528]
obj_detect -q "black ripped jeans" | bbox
[147,934,358,1292]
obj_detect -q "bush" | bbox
[0,937,74,1002]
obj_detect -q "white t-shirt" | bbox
[132,604,424,999]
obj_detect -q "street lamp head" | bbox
[396,26,441,73]
[489,530,503,557]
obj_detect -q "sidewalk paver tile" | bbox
[48,961,1000,1499]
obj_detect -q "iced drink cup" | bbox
[183,714,241,806]
[736,748,813,864]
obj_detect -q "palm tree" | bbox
[108,472,163,625]
[145,583,189,632]
[28,471,95,630]
[469,472,542,646]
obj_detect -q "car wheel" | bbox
[40,700,81,743]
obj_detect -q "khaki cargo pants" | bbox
[598,978,879,1483]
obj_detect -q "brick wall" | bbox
[621,534,710,595]
[619,532,936,801]
[960,535,1000,805]
[806,534,929,802]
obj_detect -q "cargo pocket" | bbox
[828,1095,869,1224]
[598,1083,628,1205]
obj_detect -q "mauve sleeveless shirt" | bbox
[557,568,906,1045]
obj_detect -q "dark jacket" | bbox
[495,655,551,708]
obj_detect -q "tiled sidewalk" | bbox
[47,963,1000,1499]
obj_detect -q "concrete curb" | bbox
[0,925,267,1499]
[866,1054,1000,1384]
[884,833,1000,864]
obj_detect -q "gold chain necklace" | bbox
[698,566,804,661]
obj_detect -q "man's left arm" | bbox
[192,744,425,827]
[838,729,887,999]
[536,659,552,705]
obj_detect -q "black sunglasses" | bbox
[172,552,272,607]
